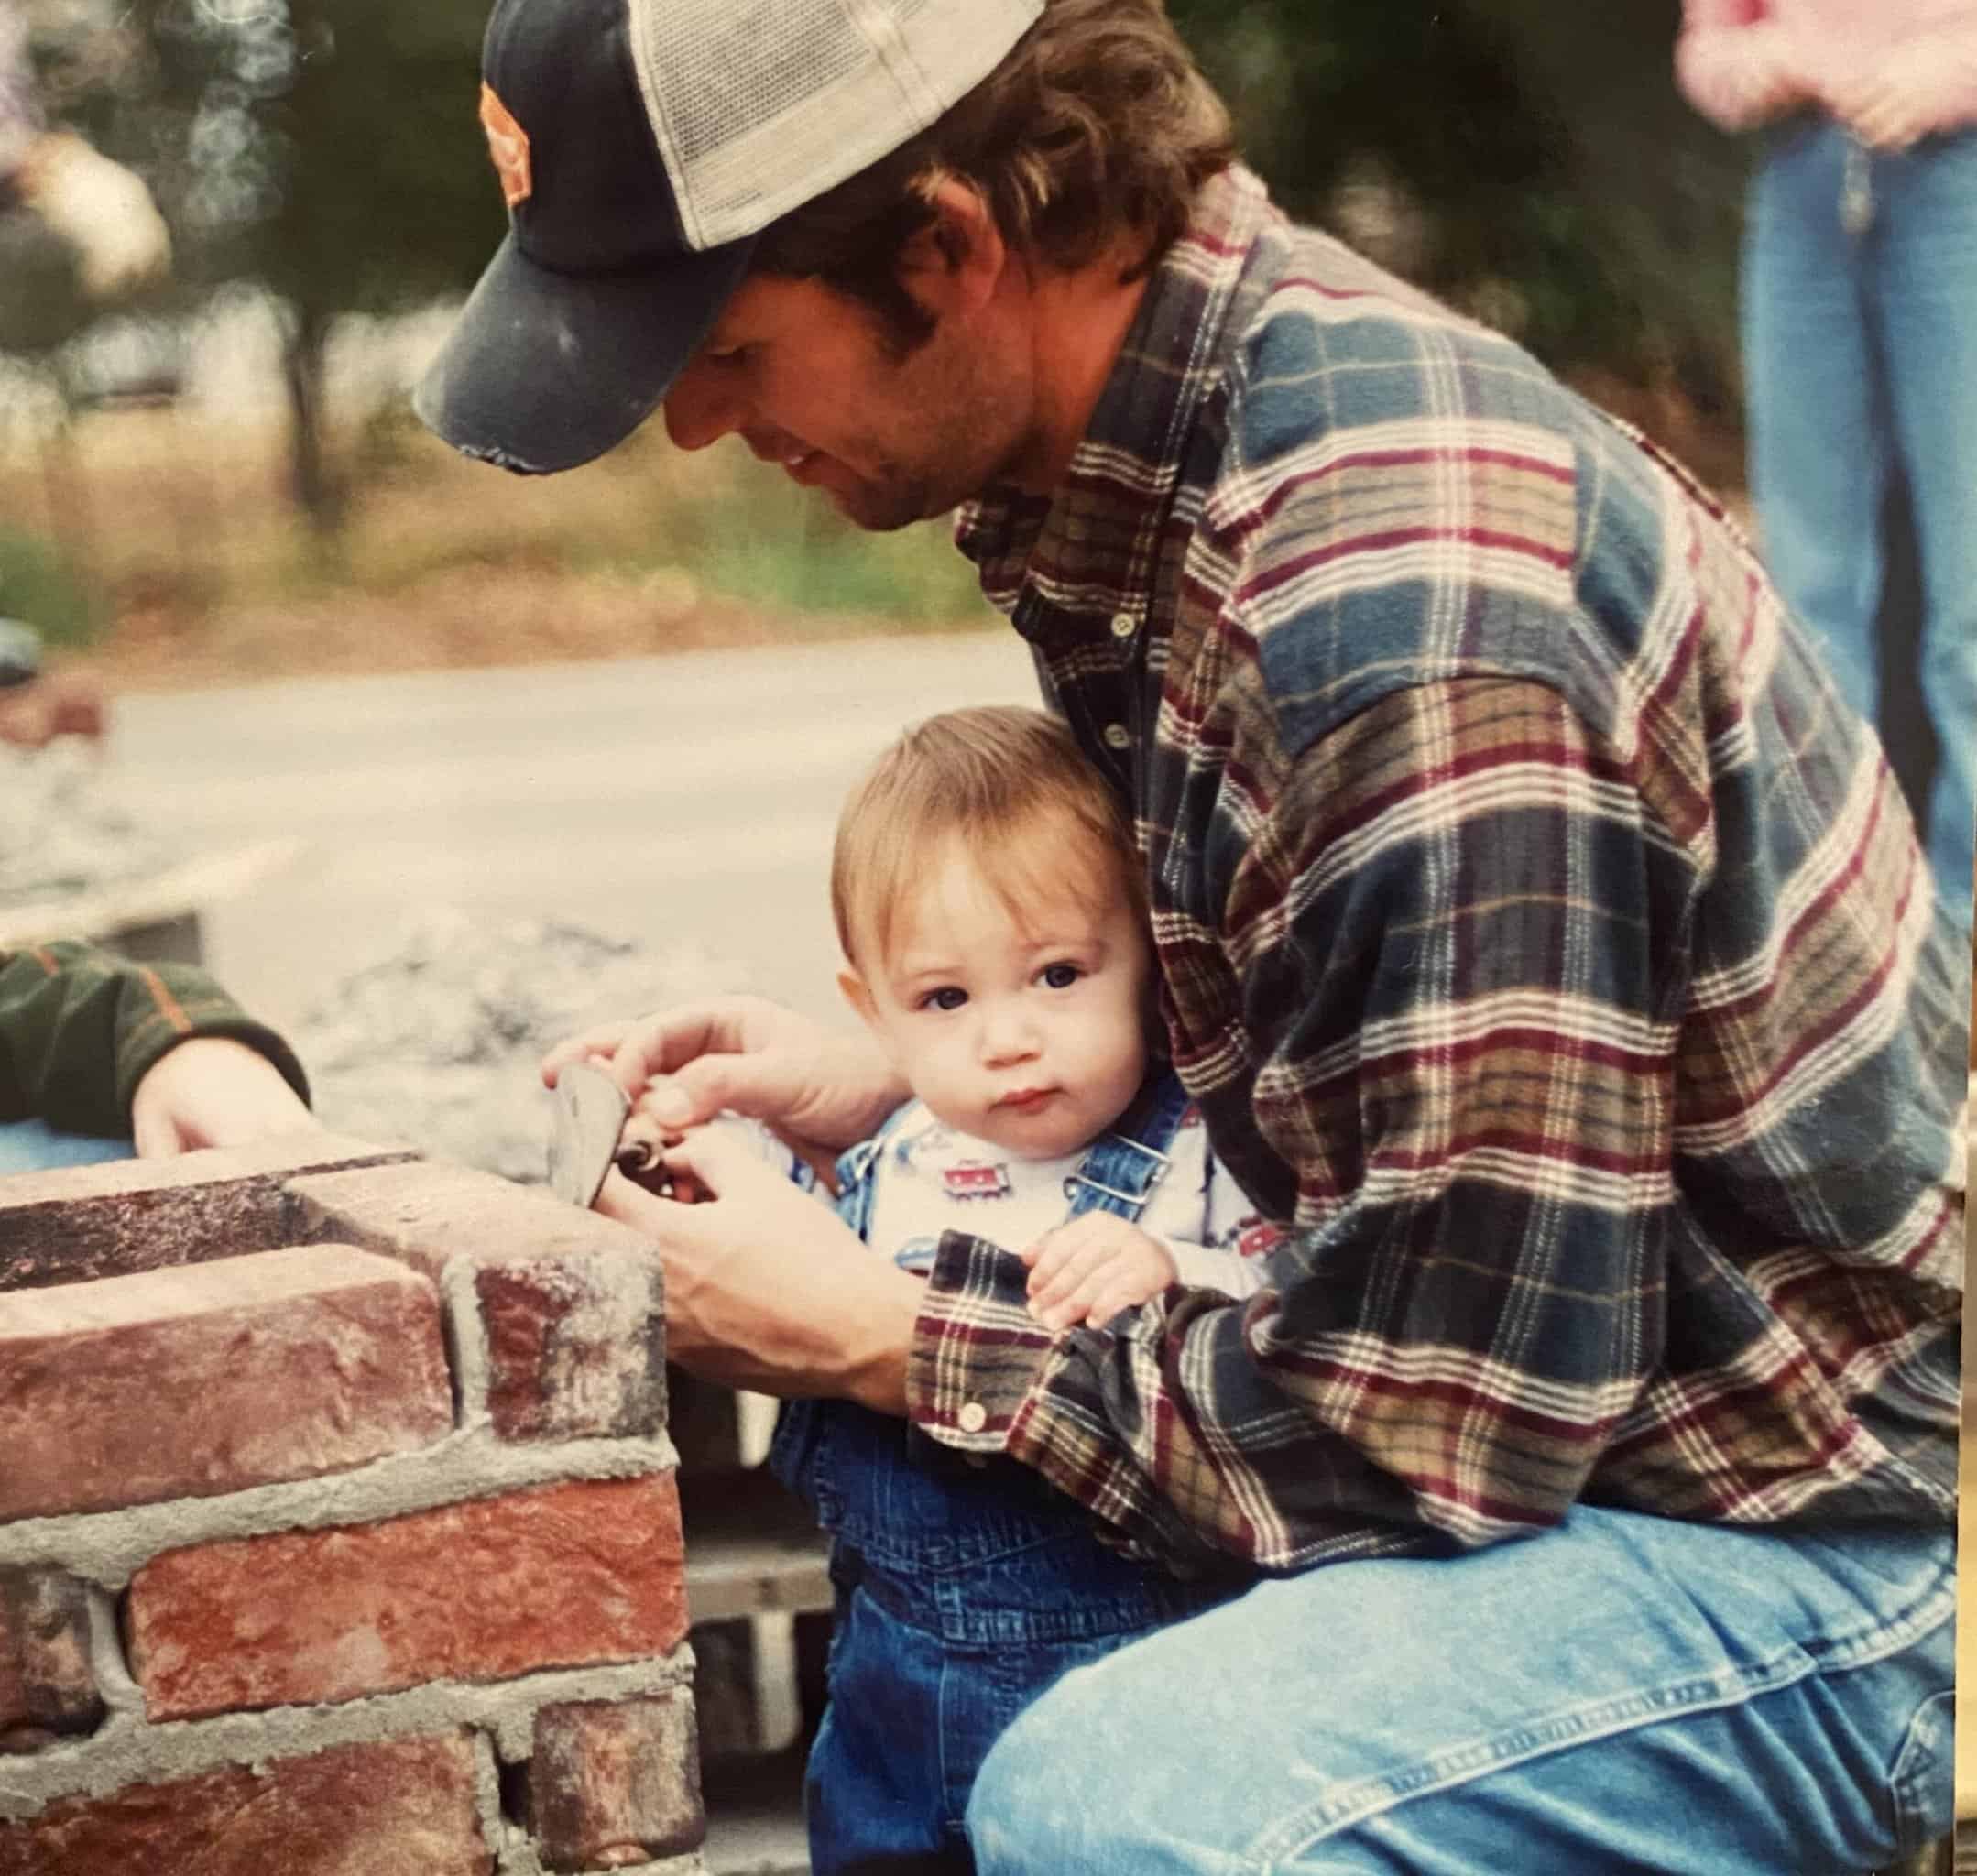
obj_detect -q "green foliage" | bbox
[0,530,99,649]
[687,511,992,627]
[1169,0,1748,400]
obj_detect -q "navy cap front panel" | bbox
[481,0,693,276]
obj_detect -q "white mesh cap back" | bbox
[628,0,1045,251]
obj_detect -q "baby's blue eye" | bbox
[1041,963,1081,989]
[921,986,967,1011]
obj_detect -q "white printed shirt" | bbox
[860,1099,1282,1295]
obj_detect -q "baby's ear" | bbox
[837,968,880,1031]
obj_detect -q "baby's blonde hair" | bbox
[832,705,1146,973]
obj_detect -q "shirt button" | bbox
[958,1401,988,1434]
[1103,723,1131,751]
[1110,611,1136,639]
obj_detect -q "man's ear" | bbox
[896,176,1007,318]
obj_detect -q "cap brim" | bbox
[413,229,755,475]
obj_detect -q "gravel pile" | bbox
[291,907,746,1184]
[0,743,180,904]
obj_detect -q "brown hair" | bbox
[749,0,1236,349]
[832,705,1146,972]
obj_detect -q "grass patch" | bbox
[0,528,99,649]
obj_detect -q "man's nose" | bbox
[662,362,743,453]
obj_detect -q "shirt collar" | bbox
[954,163,1273,644]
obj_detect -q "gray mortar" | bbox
[0,1639,694,1816]
[442,1253,497,1426]
[0,1425,679,1586]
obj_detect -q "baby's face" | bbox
[852,845,1152,1160]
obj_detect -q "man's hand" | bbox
[1824,42,1966,150]
[1694,22,1822,132]
[594,1121,919,1409]
[129,1037,318,1159]
[542,994,907,1163]
[1023,1214,1179,1331]
[16,132,170,300]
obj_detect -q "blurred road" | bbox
[105,632,1040,1036]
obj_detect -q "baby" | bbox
[825,702,1274,1323]
[759,704,1279,1874]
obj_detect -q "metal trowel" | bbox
[546,1061,633,1208]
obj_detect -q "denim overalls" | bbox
[769,1070,1243,1874]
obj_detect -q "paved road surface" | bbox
[106,631,1041,1037]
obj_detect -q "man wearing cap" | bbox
[421,2,1965,1870]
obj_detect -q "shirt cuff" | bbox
[1161,1239,1267,1297]
[114,1006,312,1121]
[906,1227,1059,1454]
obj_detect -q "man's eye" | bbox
[919,987,967,1011]
[1040,963,1082,989]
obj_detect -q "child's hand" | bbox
[1022,1216,1179,1332]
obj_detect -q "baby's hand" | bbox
[1022,1216,1179,1332]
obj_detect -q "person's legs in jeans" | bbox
[779,1400,1237,1876]
[1871,130,1977,931]
[967,1506,1954,1875]
[1743,122,1890,720]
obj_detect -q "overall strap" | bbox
[1063,1067,1193,1225]
[832,1098,920,1239]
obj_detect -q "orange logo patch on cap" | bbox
[480,82,532,211]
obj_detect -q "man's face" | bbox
[661,274,1034,531]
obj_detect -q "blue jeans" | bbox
[1744,117,1977,928]
[967,1505,1955,1874]
[773,1399,1240,1875]
[0,1117,136,1173]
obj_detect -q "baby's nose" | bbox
[978,1007,1041,1063]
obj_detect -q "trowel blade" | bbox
[547,1061,631,1209]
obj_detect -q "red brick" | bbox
[530,1693,705,1870]
[475,1255,666,1443]
[0,1732,489,1876]
[0,1246,453,1521]
[289,1159,669,1439]
[287,1159,659,1285]
[127,1474,686,1720]
[0,1572,99,1754]
[0,1132,415,1292]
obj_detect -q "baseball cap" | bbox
[415,0,1045,475]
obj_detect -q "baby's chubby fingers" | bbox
[1067,1280,1159,1332]
[1024,1219,1114,1298]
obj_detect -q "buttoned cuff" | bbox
[906,1227,1059,1455]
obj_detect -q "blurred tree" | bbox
[16,0,499,532]
[11,0,1753,533]
[1169,0,1748,414]
[247,0,500,529]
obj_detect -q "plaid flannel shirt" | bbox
[904,165,1967,1576]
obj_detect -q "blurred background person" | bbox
[1677,0,1977,933]
[0,937,314,1172]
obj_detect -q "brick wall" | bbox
[0,1135,704,1876]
